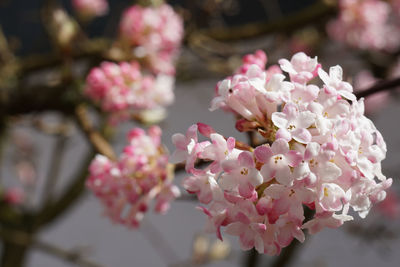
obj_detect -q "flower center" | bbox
[273,155,283,164]
[241,168,249,176]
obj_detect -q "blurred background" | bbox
[1,0,400,266]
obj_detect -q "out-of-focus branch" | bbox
[20,38,110,74]
[34,240,104,267]
[75,104,116,160]
[32,150,94,229]
[43,129,69,203]
[0,83,79,116]
[355,77,400,99]
[191,2,335,42]
[0,227,102,267]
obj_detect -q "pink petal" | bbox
[227,137,236,152]
[186,124,198,141]
[236,212,251,225]
[274,165,292,185]
[254,145,273,163]
[171,133,187,149]
[271,112,288,129]
[287,151,302,167]
[238,151,255,168]
[276,128,291,142]
[197,122,215,137]
[271,139,289,154]
[239,182,255,199]
[292,128,311,144]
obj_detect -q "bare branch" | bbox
[75,104,116,160]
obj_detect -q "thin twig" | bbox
[244,249,259,267]
[34,240,103,267]
[43,121,69,203]
[32,150,94,229]
[355,77,400,99]
[194,2,335,41]
[141,219,179,265]
[75,104,116,160]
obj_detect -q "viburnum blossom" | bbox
[327,0,400,51]
[171,50,393,255]
[72,0,109,19]
[87,126,180,228]
[85,61,174,123]
[119,4,183,75]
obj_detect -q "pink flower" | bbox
[87,126,180,228]
[271,103,315,144]
[327,0,400,51]
[255,139,302,186]
[279,52,319,84]
[72,0,108,18]
[318,65,356,101]
[219,151,263,198]
[173,50,393,254]
[119,4,183,74]
[85,61,175,123]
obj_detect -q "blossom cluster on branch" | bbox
[84,3,183,124]
[171,50,393,254]
[85,61,174,123]
[119,4,184,75]
[327,0,400,51]
[87,126,180,228]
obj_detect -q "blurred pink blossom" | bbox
[87,126,180,228]
[327,0,400,51]
[119,4,183,75]
[85,61,174,123]
[72,0,109,18]
[376,190,400,219]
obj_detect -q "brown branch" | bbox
[0,227,102,267]
[355,77,400,99]
[34,240,104,267]
[75,104,116,160]
[43,131,68,203]
[194,2,335,42]
[32,150,94,229]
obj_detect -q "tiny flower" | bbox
[219,151,263,198]
[271,103,315,144]
[318,65,356,101]
[279,52,319,84]
[255,139,302,186]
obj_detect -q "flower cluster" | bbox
[72,0,109,19]
[85,61,174,123]
[327,0,400,51]
[172,51,393,254]
[119,4,183,75]
[87,126,180,228]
